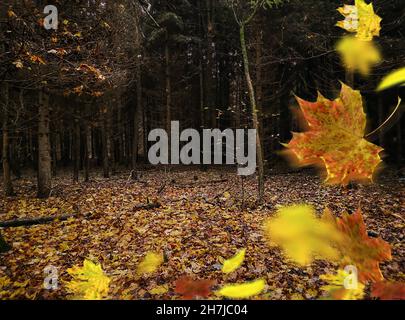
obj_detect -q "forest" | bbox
[0,0,404,301]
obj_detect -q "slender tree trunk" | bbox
[102,109,110,178]
[73,113,80,182]
[165,41,172,134]
[37,91,52,198]
[240,25,265,202]
[84,119,90,182]
[255,25,264,159]
[206,0,216,128]
[108,104,116,175]
[132,61,142,173]
[2,82,14,196]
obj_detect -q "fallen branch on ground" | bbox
[0,212,91,228]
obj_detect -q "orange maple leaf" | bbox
[284,83,383,185]
[324,208,392,283]
[371,282,405,300]
[174,276,215,300]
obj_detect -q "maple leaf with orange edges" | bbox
[323,208,392,283]
[174,276,215,300]
[284,83,383,185]
[371,282,405,300]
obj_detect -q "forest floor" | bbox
[0,166,404,300]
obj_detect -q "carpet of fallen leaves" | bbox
[0,167,404,300]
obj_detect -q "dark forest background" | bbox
[1,0,404,199]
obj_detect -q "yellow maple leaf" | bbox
[284,83,383,185]
[263,205,343,265]
[336,36,381,76]
[216,279,266,299]
[336,0,382,41]
[222,248,246,274]
[136,252,163,276]
[66,259,110,300]
[321,269,365,300]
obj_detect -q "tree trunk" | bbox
[1,82,14,196]
[37,91,52,198]
[102,109,110,178]
[206,0,216,128]
[73,110,80,182]
[84,120,91,182]
[240,25,265,203]
[132,61,142,172]
[255,25,264,159]
[165,41,172,134]
[0,231,10,253]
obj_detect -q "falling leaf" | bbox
[320,269,365,300]
[136,252,163,276]
[377,67,405,91]
[216,279,266,299]
[264,205,342,265]
[222,248,246,274]
[336,36,381,76]
[66,259,110,300]
[329,209,392,283]
[284,83,383,185]
[336,0,382,41]
[174,276,215,300]
[371,282,405,300]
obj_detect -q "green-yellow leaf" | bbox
[377,68,405,91]
[222,249,246,274]
[66,259,110,300]
[263,205,343,265]
[216,279,266,299]
[137,252,163,276]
